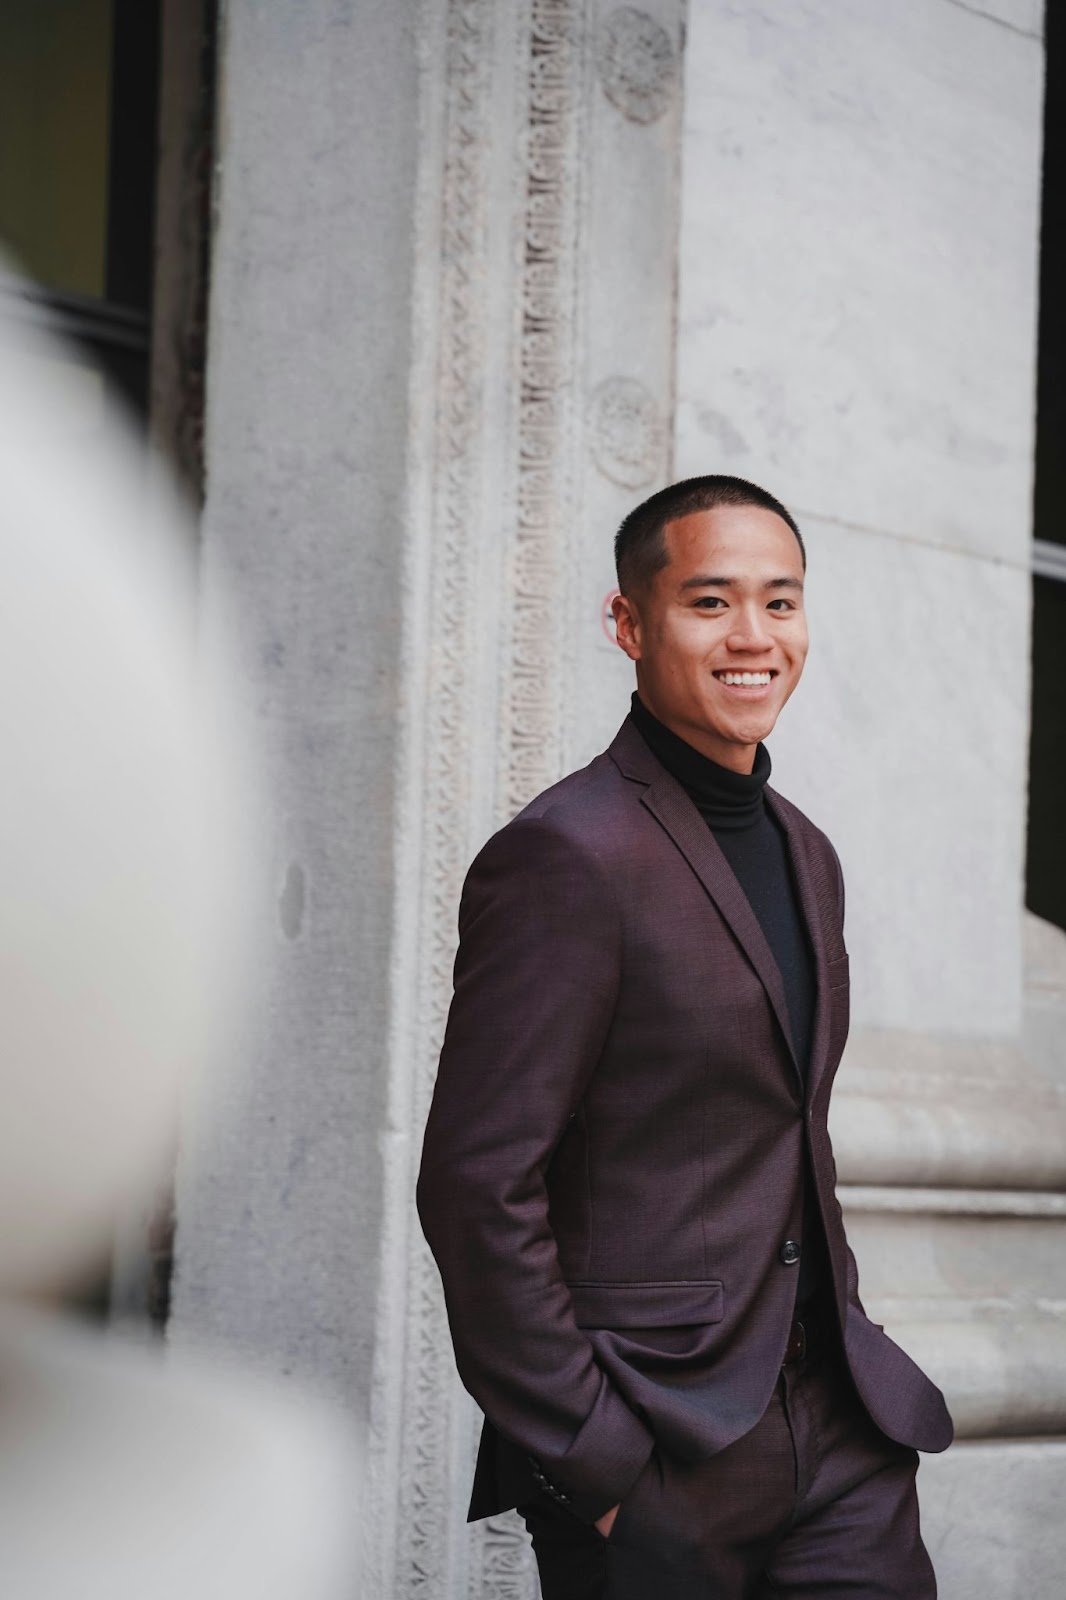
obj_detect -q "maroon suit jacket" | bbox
[417,715,952,1526]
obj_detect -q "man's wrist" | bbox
[594,1503,621,1539]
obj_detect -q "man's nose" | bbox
[727,605,772,650]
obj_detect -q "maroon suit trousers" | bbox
[519,1333,936,1600]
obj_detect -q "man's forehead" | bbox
[662,510,804,583]
[666,505,796,548]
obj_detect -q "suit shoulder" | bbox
[514,750,633,835]
[766,786,846,916]
[765,786,837,858]
[474,751,634,869]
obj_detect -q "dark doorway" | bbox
[1028,1,1066,934]
[0,0,161,418]
[0,0,217,1327]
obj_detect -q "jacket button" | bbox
[780,1239,801,1266]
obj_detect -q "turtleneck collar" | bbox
[629,692,771,832]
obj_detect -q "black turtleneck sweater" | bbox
[630,692,825,1309]
[630,693,815,1073]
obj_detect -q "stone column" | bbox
[172,3,687,1598]
[170,0,423,1420]
[368,7,685,1594]
[674,2,1065,1594]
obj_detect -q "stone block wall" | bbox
[170,2,1056,1595]
[674,4,1061,1593]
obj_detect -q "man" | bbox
[417,476,951,1597]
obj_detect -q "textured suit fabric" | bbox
[626,695,817,1081]
[417,716,952,1529]
[520,1336,935,1598]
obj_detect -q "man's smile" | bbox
[711,668,778,692]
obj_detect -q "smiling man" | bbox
[418,476,951,1598]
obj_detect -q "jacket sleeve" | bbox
[416,816,654,1522]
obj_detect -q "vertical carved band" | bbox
[387,3,500,1597]
[379,0,673,1594]
[503,0,583,820]
[478,14,585,1592]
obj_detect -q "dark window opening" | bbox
[0,0,217,1327]
[0,0,161,419]
[1028,1,1066,935]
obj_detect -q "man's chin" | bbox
[707,714,779,750]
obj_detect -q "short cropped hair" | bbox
[614,475,805,596]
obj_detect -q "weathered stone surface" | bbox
[673,6,1056,1592]
[568,0,686,773]
[674,0,1042,1039]
[955,0,1042,35]
[171,0,421,1411]
[921,1440,1066,1600]
[172,1,1055,1595]
[675,0,1043,566]
[767,511,1029,1037]
[830,916,1066,1187]
[843,1189,1066,1435]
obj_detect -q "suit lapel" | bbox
[610,714,836,1099]
[638,771,803,1092]
[764,786,832,1103]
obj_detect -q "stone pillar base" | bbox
[920,1439,1066,1600]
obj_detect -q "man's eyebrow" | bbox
[678,574,804,592]
[679,574,734,590]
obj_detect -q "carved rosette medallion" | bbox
[595,7,677,125]
[587,376,664,489]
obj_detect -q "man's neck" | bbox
[629,693,771,831]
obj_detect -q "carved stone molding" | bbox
[372,1,683,1593]
[595,6,677,125]
[472,1513,540,1600]
[502,0,583,821]
[368,3,506,1597]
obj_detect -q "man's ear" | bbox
[612,591,642,661]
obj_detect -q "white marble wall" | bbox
[173,1,1055,1596]
[676,4,1058,1595]
[921,1439,1066,1598]
[675,0,1043,1038]
[170,0,422,1404]
[175,5,686,1598]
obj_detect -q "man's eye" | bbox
[694,597,726,609]
[767,598,795,611]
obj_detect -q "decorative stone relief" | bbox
[587,376,664,488]
[503,0,581,821]
[369,3,510,1596]
[472,1513,540,1600]
[595,6,677,125]
[373,0,682,1594]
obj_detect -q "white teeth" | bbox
[716,671,772,686]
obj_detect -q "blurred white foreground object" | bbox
[0,1307,360,1600]
[0,312,238,1292]
[0,290,361,1596]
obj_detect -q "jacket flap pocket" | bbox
[567,1279,724,1329]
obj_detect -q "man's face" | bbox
[612,504,809,773]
